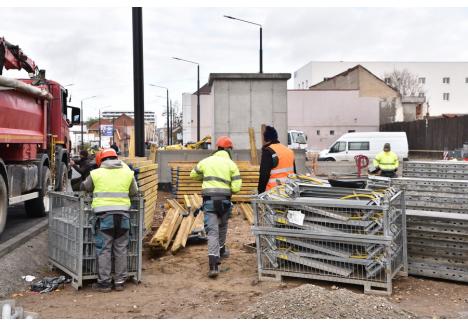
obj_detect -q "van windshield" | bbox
[291,132,307,144]
[329,141,346,153]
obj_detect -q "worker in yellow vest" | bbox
[258,126,296,193]
[190,136,242,278]
[372,143,399,178]
[82,148,138,292]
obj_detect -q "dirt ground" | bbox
[10,192,468,319]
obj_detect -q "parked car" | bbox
[317,132,408,161]
[288,130,308,150]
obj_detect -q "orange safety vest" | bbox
[266,143,295,190]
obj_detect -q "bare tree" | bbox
[383,69,425,97]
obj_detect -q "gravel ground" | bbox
[241,284,415,319]
[0,231,48,299]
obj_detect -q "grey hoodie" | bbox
[81,159,139,196]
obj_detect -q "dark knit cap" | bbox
[263,125,278,142]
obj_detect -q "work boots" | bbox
[208,255,219,278]
[220,246,230,259]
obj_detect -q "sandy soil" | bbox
[9,192,468,319]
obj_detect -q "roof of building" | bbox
[192,83,211,95]
[308,64,399,94]
[208,73,291,86]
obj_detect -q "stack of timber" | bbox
[169,161,259,203]
[149,194,205,253]
[121,157,158,233]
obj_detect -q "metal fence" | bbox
[252,189,407,295]
[48,192,144,289]
[391,171,468,283]
[403,161,468,180]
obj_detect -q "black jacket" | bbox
[257,140,296,193]
[72,158,93,181]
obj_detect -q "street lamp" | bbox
[98,105,111,148]
[149,84,170,146]
[224,15,263,73]
[80,95,97,150]
[172,57,201,142]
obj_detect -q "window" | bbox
[316,130,320,136]
[418,92,425,97]
[348,130,356,133]
[291,132,307,144]
[418,77,426,84]
[302,82,305,89]
[287,133,291,145]
[297,84,300,88]
[305,80,308,88]
[443,93,450,101]
[443,77,450,84]
[294,71,297,78]
[329,141,346,153]
[465,77,468,83]
[384,77,391,84]
[348,141,370,151]
[330,130,335,136]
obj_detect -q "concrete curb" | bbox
[0,219,48,258]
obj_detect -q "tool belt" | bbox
[202,195,232,216]
[94,211,130,239]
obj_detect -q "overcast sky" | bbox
[2,7,468,125]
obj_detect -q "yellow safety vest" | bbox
[373,151,399,171]
[190,150,242,196]
[90,166,134,212]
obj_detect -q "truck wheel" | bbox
[56,162,68,191]
[0,177,7,235]
[25,167,51,218]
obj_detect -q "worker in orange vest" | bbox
[258,126,296,193]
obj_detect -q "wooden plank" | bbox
[164,209,183,250]
[149,208,176,246]
[249,127,258,165]
[167,199,188,216]
[138,175,157,187]
[140,180,158,192]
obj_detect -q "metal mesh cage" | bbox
[252,190,407,295]
[48,192,143,289]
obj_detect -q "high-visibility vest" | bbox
[90,165,134,212]
[373,151,399,171]
[190,150,242,197]
[266,143,295,190]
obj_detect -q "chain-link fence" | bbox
[48,192,143,289]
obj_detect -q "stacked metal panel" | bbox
[253,184,407,295]
[48,192,144,289]
[391,175,468,283]
[403,161,468,180]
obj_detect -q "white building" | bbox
[182,93,192,143]
[102,110,156,124]
[294,62,468,116]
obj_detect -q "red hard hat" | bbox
[97,148,117,166]
[216,136,233,149]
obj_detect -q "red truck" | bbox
[0,37,80,234]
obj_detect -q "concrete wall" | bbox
[210,73,290,150]
[358,67,400,98]
[156,149,306,184]
[310,68,359,90]
[288,90,380,150]
[182,93,192,144]
[189,92,214,143]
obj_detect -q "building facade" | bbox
[294,61,468,116]
[102,110,156,124]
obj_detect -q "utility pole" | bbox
[132,7,145,157]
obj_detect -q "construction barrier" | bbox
[252,182,407,295]
[48,192,143,289]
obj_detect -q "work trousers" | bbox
[380,170,396,178]
[204,210,229,257]
[95,215,129,286]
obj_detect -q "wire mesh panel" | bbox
[252,190,407,295]
[403,161,468,180]
[48,192,144,289]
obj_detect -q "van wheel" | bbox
[25,167,51,218]
[0,176,8,235]
[324,158,336,161]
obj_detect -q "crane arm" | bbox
[0,37,38,76]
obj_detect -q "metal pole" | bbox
[166,89,170,146]
[112,117,115,145]
[197,64,200,141]
[132,7,145,157]
[259,27,263,73]
[169,100,173,145]
[80,100,84,149]
[98,109,101,148]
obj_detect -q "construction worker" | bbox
[373,143,399,178]
[81,148,138,292]
[190,136,242,278]
[70,150,93,191]
[258,126,296,193]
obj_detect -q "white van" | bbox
[318,132,408,161]
[288,130,308,150]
